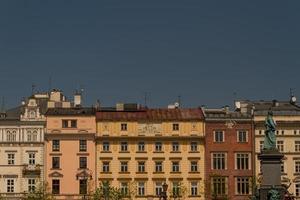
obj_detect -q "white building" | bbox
[0,93,48,199]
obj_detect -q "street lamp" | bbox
[159,183,168,200]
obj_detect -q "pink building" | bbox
[45,107,96,199]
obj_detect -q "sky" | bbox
[0,1,300,108]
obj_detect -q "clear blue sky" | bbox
[0,1,299,108]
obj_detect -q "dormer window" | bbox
[62,120,77,128]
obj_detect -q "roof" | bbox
[46,107,96,116]
[204,108,252,120]
[96,108,204,121]
[238,100,300,116]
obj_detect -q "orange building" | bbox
[45,107,96,199]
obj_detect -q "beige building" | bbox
[0,93,49,199]
[96,104,205,199]
[237,98,300,198]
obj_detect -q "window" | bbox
[155,161,163,172]
[281,162,285,173]
[172,161,180,172]
[191,182,198,196]
[236,177,250,195]
[138,182,145,196]
[79,140,87,152]
[62,120,68,128]
[52,180,60,194]
[7,179,14,193]
[52,140,60,151]
[28,131,37,142]
[190,142,198,152]
[212,153,226,170]
[237,130,247,142]
[173,123,179,131]
[138,142,145,152]
[8,154,15,165]
[79,179,87,194]
[79,157,87,169]
[295,141,300,152]
[191,161,198,172]
[102,162,110,172]
[138,161,145,172]
[71,120,77,128]
[172,142,180,152]
[120,161,128,172]
[155,182,163,196]
[295,161,300,173]
[103,141,110,152]
[236,153,250,170]
[212,177,227,196]
[214,131,224,142]
[6,131,16,142]
[277,141,284,152]
[155,142,162,152]
[62,120,77,128]
[172,182,180,196]
[52,157,60,169]
[296,183,300,197]
[121,182,128,196]
[259,141,264,151]
[28,153,35,165]
[121,123,127,131]
[28,179,35,192]
[120,142,128,152]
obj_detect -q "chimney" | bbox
[74,91,82,107]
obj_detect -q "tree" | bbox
[23,182,55,200]
[92,181,125,200]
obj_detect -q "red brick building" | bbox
[204,107,254,200]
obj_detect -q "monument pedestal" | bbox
[258,150,284,200]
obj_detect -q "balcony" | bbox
[22,164,41,176]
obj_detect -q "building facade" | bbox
[238,99,300,198]
[96,105,205,199]
[204,107,254,200]
[0,93,48,199]
[45,106,96,199]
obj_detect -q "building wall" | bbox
[96,120,205,199]
[0,125,44,198]
[45,115,96,199]
[205,121,254,200]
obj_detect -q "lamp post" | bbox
[159,183,168,200]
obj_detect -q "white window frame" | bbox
[235,153,251,170]
[211,152,227,170]
[237,130,248,143]
[214,130,225,142]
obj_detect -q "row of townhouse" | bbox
[0,89,300,200]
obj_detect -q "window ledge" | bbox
[119,172,130,174]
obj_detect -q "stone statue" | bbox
[268,186,281,200]
[263,111,277,150]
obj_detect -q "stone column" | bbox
[257,149,284,200]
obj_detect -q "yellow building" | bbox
[237,99,300,198]
[95,104,205,199]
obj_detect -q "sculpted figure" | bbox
[263,111,277,150]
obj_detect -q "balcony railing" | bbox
[22,164,41,176]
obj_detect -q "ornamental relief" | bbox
[138,123,161,135]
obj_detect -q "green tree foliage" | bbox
[92,181,125,200]
[23,182,55,200]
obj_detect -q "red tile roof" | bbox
[96,108,204,121]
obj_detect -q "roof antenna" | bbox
[144,92,148,107]
[177,95,181,107]
[31,84,36,95]
[1,96,5,113]
[48,75,52,92]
